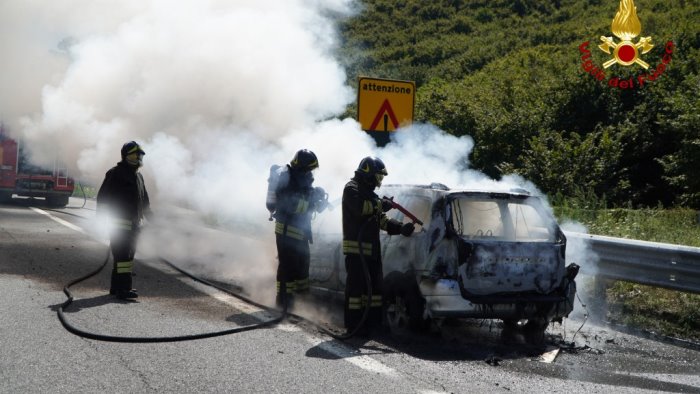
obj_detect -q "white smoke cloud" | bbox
[1,1,590,314]
[2,0,354,180]
[0,0,360,302]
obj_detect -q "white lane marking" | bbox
[539,346,560,363]
[30,213,409,385]
[30,207,87,235]
[303,333,400,378]
[157,263,403,380]
[625,372,700,387]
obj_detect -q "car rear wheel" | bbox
[384,271,429,332]
[523,317,549,344]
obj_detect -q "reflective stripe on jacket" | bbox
[272,167,315,242]
[341,178,401,257]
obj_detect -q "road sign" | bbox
[357,77,415,132]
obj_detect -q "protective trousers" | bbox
[275,234,310,307]
[344,253,383,332]
[110,229,138,292]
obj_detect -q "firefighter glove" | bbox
[312,187,328,212]
[381,197,394,212]
[400,222,415,237]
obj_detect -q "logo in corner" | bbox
[598,0,653,69]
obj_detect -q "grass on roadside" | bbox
[606,281,700,342]
[72,183,97,199]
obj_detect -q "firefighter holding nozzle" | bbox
[342,156,415,336]
[97,141,153,300]
[267,149,328,309]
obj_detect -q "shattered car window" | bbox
[508,201,556,241]
[387,195,431,229]
[450,197,555,242]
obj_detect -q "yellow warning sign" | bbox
[357,77,415,132]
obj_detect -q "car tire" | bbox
[523,317,549,344]
[383,271,429,332]
[501,319,522,331]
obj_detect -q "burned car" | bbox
[309,183,578,338]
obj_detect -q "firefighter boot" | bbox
[114,289,139,299]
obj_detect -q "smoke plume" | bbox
[0,1,594,313]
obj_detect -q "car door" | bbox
[381,194,431,275]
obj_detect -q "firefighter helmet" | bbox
[289,149,319,172]
[355,156,388,187]
[121,141,145,159]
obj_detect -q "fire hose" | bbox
[316,216,375,340]
[57,248,285,343]
[318,197,423,339]
[382,196,423,226]
[57,198,423,342]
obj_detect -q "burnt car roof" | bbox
[380,183,533,199]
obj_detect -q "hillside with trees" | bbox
[338,0,700,208]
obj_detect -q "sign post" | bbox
[357,77,415,146]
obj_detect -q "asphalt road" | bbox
[1,196,698,393]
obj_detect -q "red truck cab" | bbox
[0,130,75,207]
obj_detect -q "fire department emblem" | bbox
[598,0,653,69]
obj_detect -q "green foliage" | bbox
[521,127,627,201]
[555,205,700,246]
[72,183,97,199]
[340,0,700,208]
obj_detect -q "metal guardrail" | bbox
[565,232,700,294]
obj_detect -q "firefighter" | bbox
[271,149,327,309]
[97,141,152,300]
[342,156,414,336]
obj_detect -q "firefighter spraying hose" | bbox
[338,157,416,338]
[317,196,423,340]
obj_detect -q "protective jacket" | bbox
[273,166,316,243]
[342,177,402,257]
[272,166,323,307]
[97,161,151,230]
[96,160,151,295]
[342,176,402,333]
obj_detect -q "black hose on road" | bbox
[57,248,285,343]
[58,210,378,342]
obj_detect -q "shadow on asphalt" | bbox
[48,294,138,313]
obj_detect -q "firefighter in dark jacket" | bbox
[97,141,152,299]
[271,149,327,309]
[342,156,414,335]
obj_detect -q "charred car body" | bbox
[309,183,578,337]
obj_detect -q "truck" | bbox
[0,127,75,207]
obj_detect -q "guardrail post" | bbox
[589,276,611,322]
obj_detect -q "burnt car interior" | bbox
[448,195,559,243]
